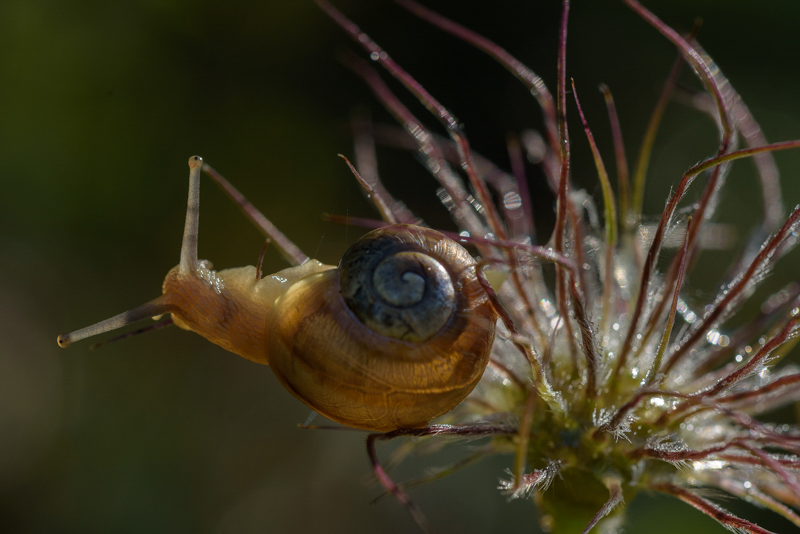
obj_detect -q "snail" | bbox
[58,156,498,431]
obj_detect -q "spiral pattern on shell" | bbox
[339,225,459,343]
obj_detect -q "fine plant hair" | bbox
[314,1,800,533]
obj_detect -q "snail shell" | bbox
[267,224,497,431]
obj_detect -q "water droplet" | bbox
[503,191,522,210]
[706,330,729,346]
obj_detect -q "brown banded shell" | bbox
[266,224,498,431]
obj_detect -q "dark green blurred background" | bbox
[3,1,800,532]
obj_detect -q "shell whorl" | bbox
[266,224,498,431]
[339,226,460,342]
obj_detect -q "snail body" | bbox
[58,157,498,431]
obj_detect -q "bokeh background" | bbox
[3,0,800,532]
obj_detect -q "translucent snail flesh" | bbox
[58,156,498,432]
